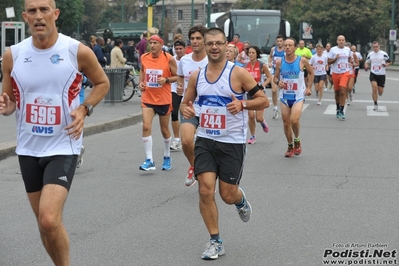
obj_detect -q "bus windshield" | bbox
[231,14,280,53]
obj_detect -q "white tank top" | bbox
[177,52,208,116]
[196,61,247,144]
[11,34,83,156]
[171,55,180,93]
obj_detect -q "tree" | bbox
[285,0,392,46]
[56,0,85,36]
[0,0,24,21]
[80,0,106,40]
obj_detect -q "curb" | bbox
[0,112,142,161]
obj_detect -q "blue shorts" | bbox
[280,98,304,108]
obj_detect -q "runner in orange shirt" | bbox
[139,34,178,171]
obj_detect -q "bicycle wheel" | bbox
[122,75,136,102]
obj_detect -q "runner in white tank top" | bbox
[176,25,209,187]
[0,1,109,264]
[180,28,269,260]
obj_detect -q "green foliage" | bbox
[80,0,106,40]
[286,0,393,45]
[0,0,24,21]
[56,0,85,36]
[234,0,264,9]
[233,0,397,46]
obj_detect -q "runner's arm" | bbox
[268,47,274,67]
[262,64,272,88]
[302,57,314,95]
[237,67,269,110]
[180,70,198,119]
[0,49,16,116]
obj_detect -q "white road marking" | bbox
[367,106,389,116]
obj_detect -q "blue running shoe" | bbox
[340,111,346,120]
[161,156,172,171]
[139,159,156,171]
[201,239,225,260]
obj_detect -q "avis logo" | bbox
[206,129,220,135]
[32,126,54,134]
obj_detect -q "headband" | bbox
[149,35,164,45]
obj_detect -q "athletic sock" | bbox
[142,136,153,162]
[374,101,378,105]
[164,136,172,157]
[340,106,344,112]
[210,234,220,242]
[235,193,246,208]
[174,138,180,142]
[336,103,340,110]
[294,137,300,143]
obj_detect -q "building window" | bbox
[178,10,183,20]
[213,8,218,13]
[194,9,198,20]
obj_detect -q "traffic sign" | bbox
[389,29,397,41]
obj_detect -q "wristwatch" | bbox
[241,100,247,110]
[81,103,93,116]
[165,78,170,83]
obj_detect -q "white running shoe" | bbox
[273,109,279,119]
[170,140,181,151]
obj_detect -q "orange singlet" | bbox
[141,51,173,106]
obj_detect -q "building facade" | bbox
[143,0,237,42]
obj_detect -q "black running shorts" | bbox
[18,155,78,193]
[143,103,172,116]
[194,137,246,185]
[369,73,386,88]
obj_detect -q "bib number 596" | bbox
[27,105,61,125]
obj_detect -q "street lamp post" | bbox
[204,1,214,27]
[390,0,395,60]
[162,0,165,39]
[191,0,194,26]
[122,0,125,22]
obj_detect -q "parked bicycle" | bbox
[123,62,141,102]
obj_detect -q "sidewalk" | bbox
[0,87,143,160]
[387,65,399,71]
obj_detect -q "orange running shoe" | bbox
[284,145,294,158]
[294,141,302,155]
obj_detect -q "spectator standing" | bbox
[93,37,106,67]
[110,39,127,68]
